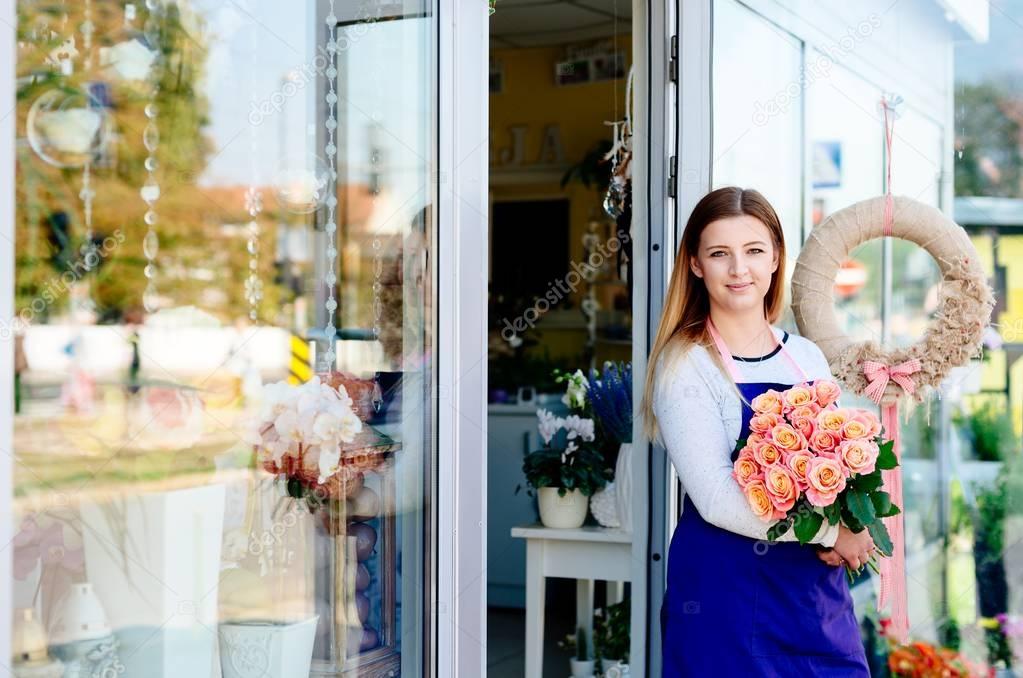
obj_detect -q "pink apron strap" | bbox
[706,317,808,384]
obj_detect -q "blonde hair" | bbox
[640,187,788,444]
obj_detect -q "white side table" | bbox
[511,524,632,677]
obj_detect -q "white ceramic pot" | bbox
[614,442,633,532]
[570,657,596,677]
[537,487,588,529]
[47,583,111,645]
[602,659,630,677]
[219,616,319,678]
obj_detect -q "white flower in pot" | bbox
[521,409,611,529]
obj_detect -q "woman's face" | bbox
[690,215,779,316]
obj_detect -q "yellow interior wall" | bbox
[490,37,632,364]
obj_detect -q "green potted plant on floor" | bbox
[559,626,596,678]
[594,598,630,676]
[518,409,611,528]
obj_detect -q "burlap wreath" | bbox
[791,196,995,407]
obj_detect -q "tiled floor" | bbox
[487,579,605,677]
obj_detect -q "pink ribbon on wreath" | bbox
[862,358,920,645]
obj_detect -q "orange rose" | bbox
[784,450,814,489]
[747,432,766,447]
[813,379,842,408]
[743,479,780,521]
[790,403,822,419]
[770,423,808,452]
[841,417,871,440]
[750,390,784,415]
[764,464,800,513]
[855,410,883,438]
[817,408,849,434]
[837,439,879,476]
[749,412,782,435]
[809,428,841,454]
[732,452,763,488]
[782,384,815,413]
[751,439,784,467]
[805,456,847,507]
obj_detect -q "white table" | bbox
[511,524,633,677]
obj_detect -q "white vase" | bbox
[614,442,633,532]
[218,616,319,678]
[589,482,620,528]
[570,657,596,677]
[537,487,588,528]
[47,583,111,645]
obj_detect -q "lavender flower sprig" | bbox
[587,361,632,444]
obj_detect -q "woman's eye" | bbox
[710,251,726,257]
[748,248,764,254]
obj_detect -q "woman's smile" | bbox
[726,282,754,292]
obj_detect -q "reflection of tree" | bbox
[955,79,1023,198]
[15,3,283,323]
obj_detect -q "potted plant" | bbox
[558,626,596,678]
[577,362,633,530]
[594,598,630,675]
[519,409,611,529]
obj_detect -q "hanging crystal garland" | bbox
[244,13,263,322]
[141,0,162,313]
[79,0,99,274]
[320,0,339,371]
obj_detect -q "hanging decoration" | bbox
[791,93,995,644]
[321,0,339,370]
[141,0,163,313]
[244,15,263,322]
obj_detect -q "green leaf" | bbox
[851,471,883,492]
[867,519,894,557]
[870,491,896,517]
[846,490,877,525]
[840,504,864,533]
[824,502,842,526]
[876,440,898,470]
[766,519,792,541]
[793,511,824,545]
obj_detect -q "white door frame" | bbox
[435,0,488,676]
[1,0,15,666]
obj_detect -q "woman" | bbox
[640,187,874,675]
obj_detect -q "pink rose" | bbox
[781,384,816,414]
[764,464,800,514]
[790,414,816,441]
[790,403,822,419]
[804,456,848,507]
[855,410,883,438]
[817,408,849,434]
[784,450,814,490]
[770,423,808,452]
[750,390,784,415]
[747,432,767,447]
[841,415,873,440]
[733,451,763,488]
[751,439,784,467]
[813,379,842,408]
[837,438,880,476]
[749,412,782,435]
[743,479,783,522]
[809,428,842,454]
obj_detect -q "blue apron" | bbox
[660,325,869,676]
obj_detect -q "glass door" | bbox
[3,0,448,675]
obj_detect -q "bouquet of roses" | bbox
[731,379,901,579]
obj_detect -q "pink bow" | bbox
[862,359,920,404]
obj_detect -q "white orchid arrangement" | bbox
[521,408,610,497]
[244,376,363,485]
